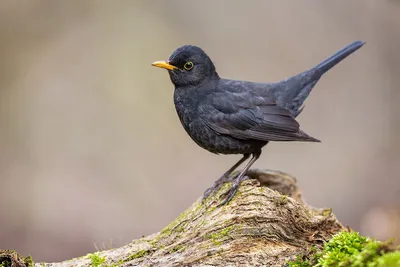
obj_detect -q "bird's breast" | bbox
[173,93,198,135]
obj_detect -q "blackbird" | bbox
[152,41,364,205]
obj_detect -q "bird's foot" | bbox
[202,173,239,203]
[218,184,239,206]
[218,175,248,206]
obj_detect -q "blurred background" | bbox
[1,0,399,262]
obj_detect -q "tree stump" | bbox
[1,170,344,267]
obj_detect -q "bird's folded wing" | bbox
[200,94,315,142]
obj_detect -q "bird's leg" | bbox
[219,152,261,206]
[202,154,250,202]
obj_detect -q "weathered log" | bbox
[1,170,344,267]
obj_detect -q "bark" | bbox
[1,170,344,267]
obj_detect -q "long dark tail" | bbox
[280,40,365,118]
[315,41,365,74]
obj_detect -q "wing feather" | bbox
[201,92,319,142]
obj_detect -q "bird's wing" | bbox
[200,91,318,142]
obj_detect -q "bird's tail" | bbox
[315,41,365,74]
[279,40,365,117]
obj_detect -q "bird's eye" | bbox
[184,61,194,71]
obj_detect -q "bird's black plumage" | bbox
[152,41,364,204]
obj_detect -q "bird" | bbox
[152,41,365,205]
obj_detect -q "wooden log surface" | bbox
[0,170,344,267]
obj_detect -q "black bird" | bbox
[152,41,364,205]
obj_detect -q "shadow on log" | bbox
[1,170,344,267]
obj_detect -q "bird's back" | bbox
[216,69,318,118]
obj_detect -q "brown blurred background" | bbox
[1,0,399,262]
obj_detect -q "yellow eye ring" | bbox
[184,61,194,70]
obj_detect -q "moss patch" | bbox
[125,249,149,262]
[158,203,196,238]
[87,252,106,267]
[206,225,235,246]
[288,231,400,267]
[169,244,186,254]
[274,194,288,206]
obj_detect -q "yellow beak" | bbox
[151,61,178,71]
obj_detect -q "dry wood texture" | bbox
[1,170,343,267]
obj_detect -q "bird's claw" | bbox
[202,182,224,202]
[218,175,249,206]
[202,173,239,203]
[218,184,239,206]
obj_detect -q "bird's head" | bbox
[152,45,219,87]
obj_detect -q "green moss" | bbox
[25,256,34,267]
[318,231,368,266]
[193,201,203,213]
[206,225,235,246]
[158,206,194,238]
[288,231,400,267]
[174,225,185,233]
[125,249,148,262]
[160,226,172,236]
[156,199,206,246]
[274,194,288,206]
[169,244,186,253]
[289,255,313,267]
[207,205,217,213]
[149,239,158,248]
[87,252,106,267]
[374,251,400,266]
[321,208,333,217]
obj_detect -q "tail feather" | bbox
[315,40,365,74]
[280,40,365,117]
[290,42,365,141]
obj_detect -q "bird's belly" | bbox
[185,120,264,155]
